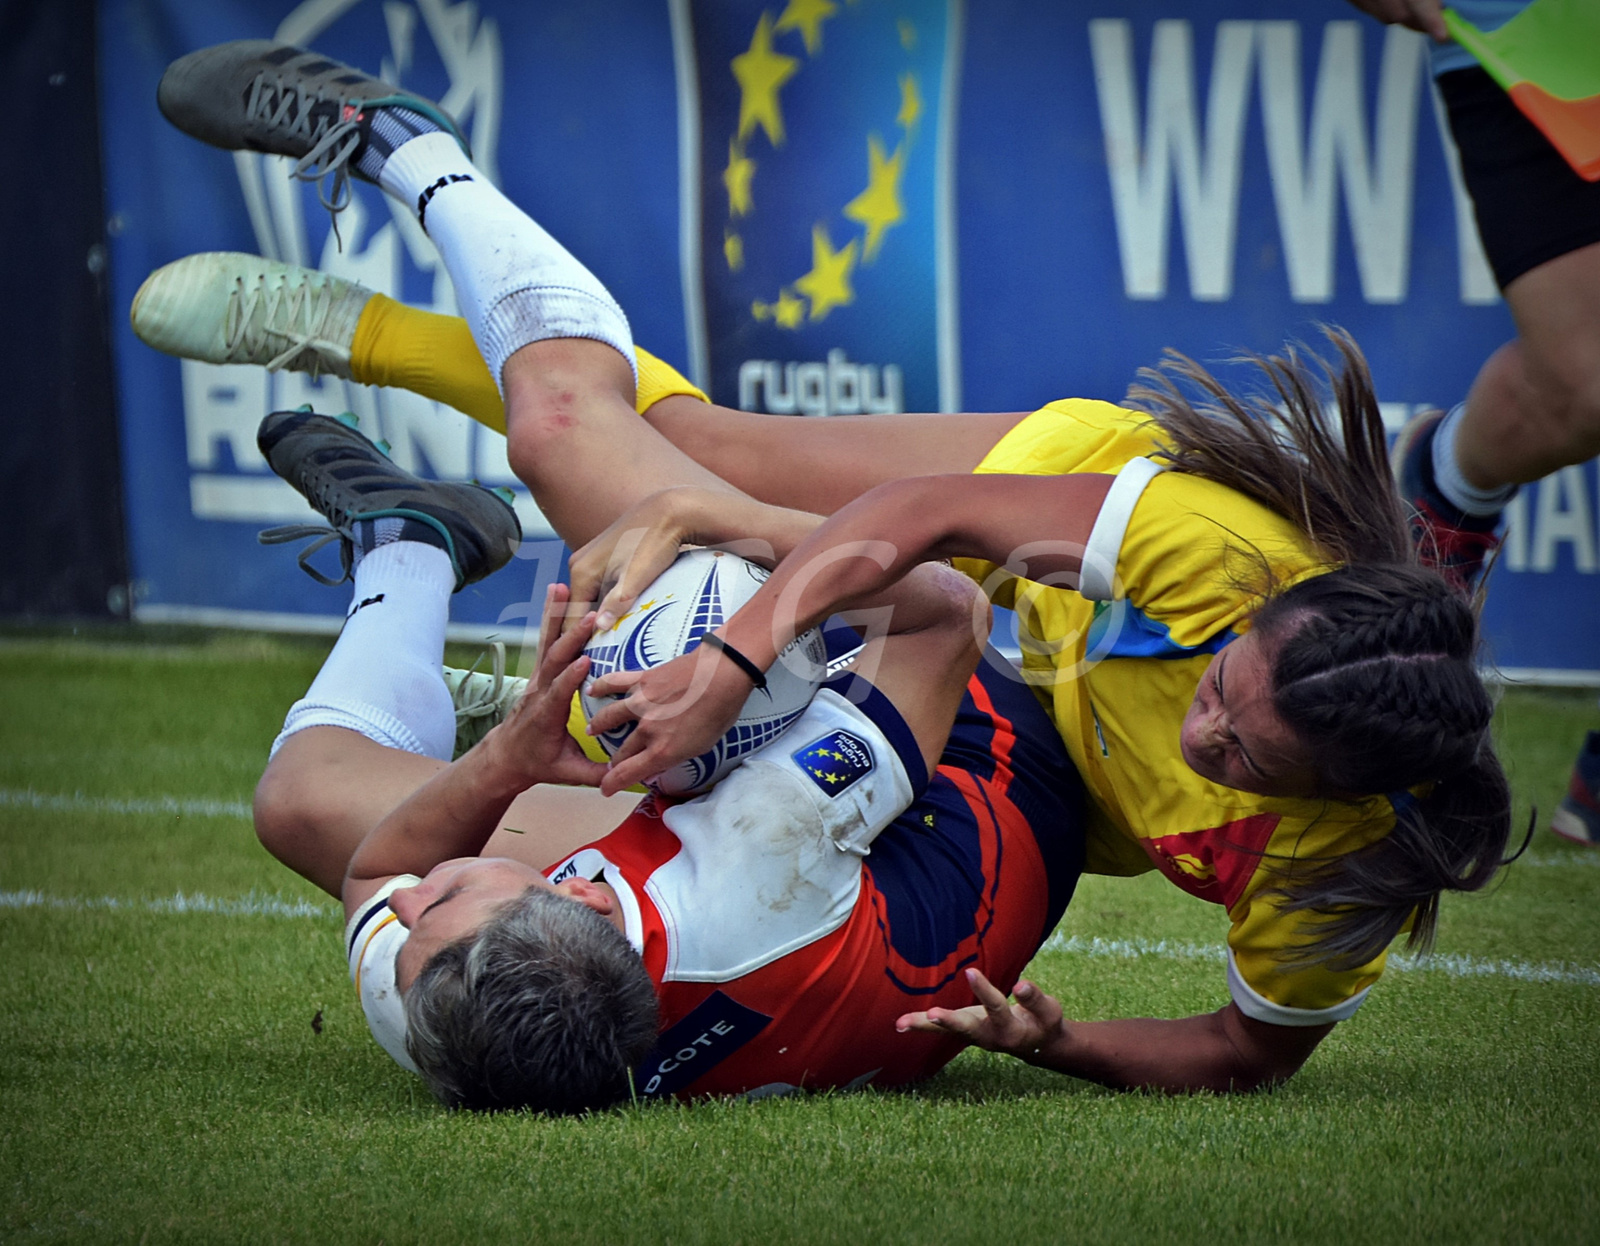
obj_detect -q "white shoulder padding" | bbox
[345,875,423,1073]
[1079,456,1166,601]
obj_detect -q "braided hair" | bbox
[1126,329,1513,967]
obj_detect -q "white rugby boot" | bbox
[131,251,373,378]
[443,643,529,759]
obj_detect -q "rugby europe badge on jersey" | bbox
[792,729,875,797]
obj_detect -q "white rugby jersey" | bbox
[346,686,918,1076]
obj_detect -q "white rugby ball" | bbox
[579,548,828,794]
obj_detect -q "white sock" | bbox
[1433,403,1518,518]
[377,131,637,391]
[270,542,458,760]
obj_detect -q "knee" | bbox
[502,372,605,490]
[252,751,319,869]
[1532,373,1600,464]
[505,412,559,490]
[505,377,577,485]
[1527,342,1600,451]
[503,341,637,484]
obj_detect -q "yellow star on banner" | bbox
[775,0,838,56]
[723,140,755,217]
[843,134,905,261]
[794,224,858,320]
[732,13,799,146]
[773,287,807,328]
[724,229,744,271]
[898,19,917,50]
[897,72,923,130]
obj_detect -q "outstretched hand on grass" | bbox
[896,968,1070,1064]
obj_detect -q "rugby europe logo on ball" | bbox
[579,549,828,795]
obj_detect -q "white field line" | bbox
[0,889,334,919]
[1038,933,1600,986]
[3,889,1593,986]
[5,788,1597,874]
[0,788,252,820]
[4,789,1597,984]
[1518,853,1600,867]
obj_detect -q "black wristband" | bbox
[701,633,767,690]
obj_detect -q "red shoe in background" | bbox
[1390,408,1503,594]
[1552,731,1600,847]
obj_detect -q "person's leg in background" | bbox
[1389,66,1600,842]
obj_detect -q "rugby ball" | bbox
[579,548,828,794]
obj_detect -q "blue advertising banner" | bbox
[684,0,957,416]
[99,0,690,641]
[99,0,1598,676]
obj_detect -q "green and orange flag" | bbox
[1444,0,1600,181]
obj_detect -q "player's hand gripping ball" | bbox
[578,549,828,794]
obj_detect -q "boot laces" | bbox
[449,643,531,756]
[255,441,384,585]
[257,523,352,586]
[245,71,362,242]
[451,642,516,723]
[224,275,346,375]
[1406,498,1501,596]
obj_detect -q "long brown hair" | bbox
[1126,328,1409,568]
[1126,329,1513,968]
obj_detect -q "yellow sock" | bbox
[350,293,507,432]
[634,346,709,412]
[349,292,707,430]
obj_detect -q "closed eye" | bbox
[1223,730,1261,776]
[1213,649,1268,782]
[417,883,463,922]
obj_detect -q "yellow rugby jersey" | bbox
[953,399,1397,1023]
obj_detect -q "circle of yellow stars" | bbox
[800,742,860,788]
[720,1,927,328]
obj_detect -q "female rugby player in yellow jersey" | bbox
[578,333,1515,1094]
[134,256,1514,1094]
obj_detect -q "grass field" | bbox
[3,624,1599,1244]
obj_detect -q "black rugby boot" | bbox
[257,409,520,591]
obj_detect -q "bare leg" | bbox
[255,726,638,896]
[1456,241,1600,488]
[351,295,1026,517]
[502,339,746,547]
[643,396,1031,514]
[255,729,446,895]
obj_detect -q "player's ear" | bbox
[554,877,616,918]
